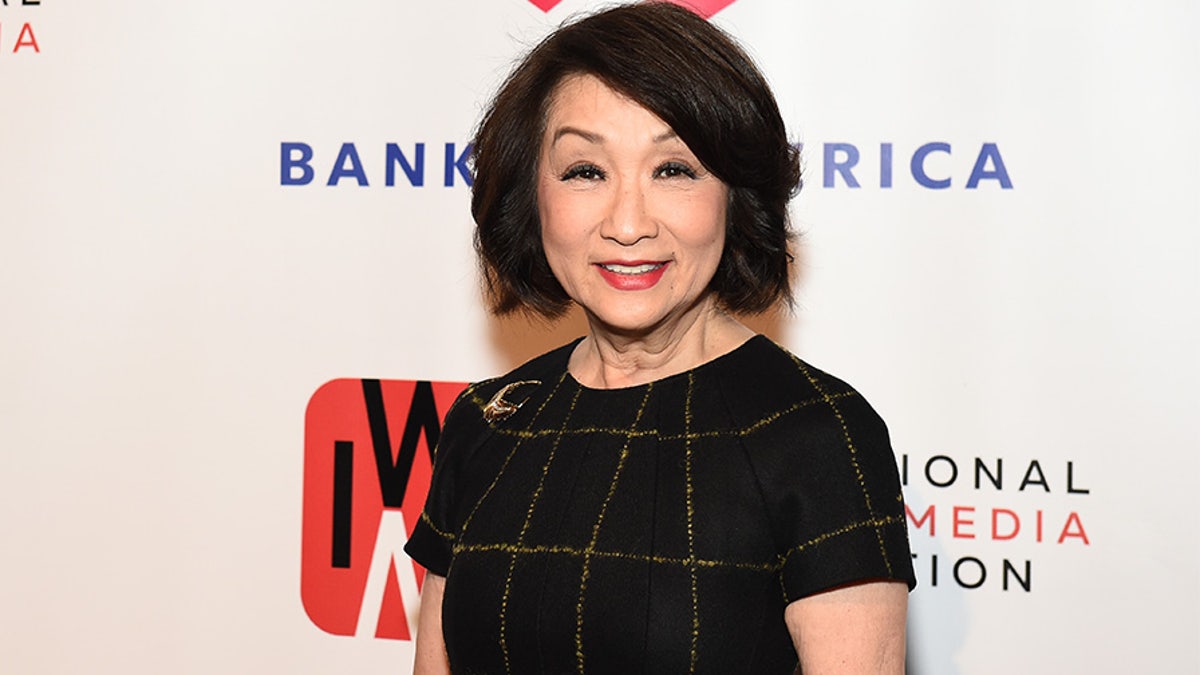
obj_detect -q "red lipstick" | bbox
[594,260,669,291]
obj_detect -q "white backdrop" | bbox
[2,0,1198,673]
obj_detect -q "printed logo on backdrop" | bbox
[902,452,1092,593]
[527,0,736,19]
[805,141,1013,190]
[276,3,1014,193]
[280,142,474,188]
[0,0,42,56]
[279,141,1013,190]
[302,378,468,640]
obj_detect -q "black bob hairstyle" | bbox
[471,1,802,317]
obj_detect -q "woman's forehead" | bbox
[543,74,678,145]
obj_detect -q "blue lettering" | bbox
[327,143,369,187]
[444,143,473,187]
[966,143,1013,189]
[880,142,893,189]
[281,140,1005,191]
[911,142,951,189]
[823,143,860,188]
[280,142,314,186]
[386,143,425,187]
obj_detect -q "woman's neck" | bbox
[568,299,754,389]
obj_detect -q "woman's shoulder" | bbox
[709,336,889,439]
[715,336,874,402]
[446,339,580,425]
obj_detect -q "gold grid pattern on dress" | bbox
[452,373,569,555]
[497,383,583,672]
[425,347,906,674]
[465,390,858,442]
[789,352,895,576]
[572,383,654,673]
[684,371,701,674]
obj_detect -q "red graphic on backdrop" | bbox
[666,0,737,18]
[1,22,40,53]
[302,378,468,640]
[527,0,736,19]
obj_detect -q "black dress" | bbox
[405,336,915,674]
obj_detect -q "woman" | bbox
[406,3,915,673]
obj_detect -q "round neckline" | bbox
[562,334,767,393]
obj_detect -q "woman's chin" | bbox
[587,314,665,339]
[576,303,659,335]
[578,291,720,341]
[581,305,705,342]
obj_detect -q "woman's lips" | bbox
[595,261,669,291]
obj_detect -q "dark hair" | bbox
[471,1,801,317]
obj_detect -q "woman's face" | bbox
[537,74,729,337]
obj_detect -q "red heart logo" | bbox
[526,0,736,18]
[662,0,737,19]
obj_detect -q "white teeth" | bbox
[601,263,661,274]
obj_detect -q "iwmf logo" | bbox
[302,379,467,640]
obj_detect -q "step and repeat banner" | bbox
[2,0,1197,673]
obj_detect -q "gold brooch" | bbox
[482,380,541,423]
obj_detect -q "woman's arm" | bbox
[413,573,450,675]
[784,580,908,674]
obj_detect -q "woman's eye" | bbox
[655,162,698,179]
[561,164,605,181]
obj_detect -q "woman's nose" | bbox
[599,179,658,245]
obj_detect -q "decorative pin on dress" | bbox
[482,380,541,423]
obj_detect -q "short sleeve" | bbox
[773,390,916,601]
[404,386,486,577]
[724,352,916,602]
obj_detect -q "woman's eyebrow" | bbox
[551,126,604,145]
[550,127,679,146]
